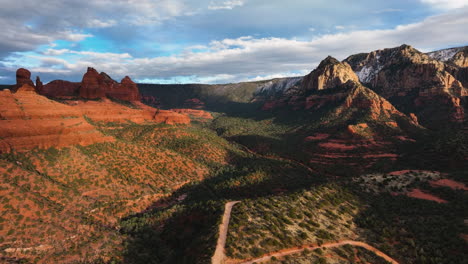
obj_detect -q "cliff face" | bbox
[79,68,141,101]
[41,80,81,98]
[79,67,107,99]
[33,67,141,101]
[0,84,190,153]
[262,56,418,126]
[344,45,467,127]
[301,56,359,92]
[0,85,114,153]
[13,68,36,92]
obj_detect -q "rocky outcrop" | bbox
[153,109,191,125]
[42,80,81,98]
[171,109,213,119]
[337,82,410,121]
[450,49,468,68]
[35,76,43,93]
[80,67,106,99]
[255,77,303,96]
[14,68,35,92]
[0,79,190,153]
[112,76,140,101]
[427,46,468,68]
[345,45,465,97]
[0,87,114,153]
[73,68,141,101]
[301,56,359,92]
[16,84,36,93]
[344,44,467,127]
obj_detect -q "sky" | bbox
[0,0,468,84]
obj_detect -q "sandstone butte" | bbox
[79,67,141,101]
[0,84,190,153]
[17,67,141,101]
[263,55,419,127]
[13,68,36,92]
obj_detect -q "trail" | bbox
[212,201,240,264]
[234,240,399,264]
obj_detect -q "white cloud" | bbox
[63,32,94,42]
[335,25,345,30]
[208,0,245,10]
[3,7,468,84]
[420,0,468,9]
[87,19,118,28]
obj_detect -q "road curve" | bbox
[212,201,240,264]
[236,240,399,264]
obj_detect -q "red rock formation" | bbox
[153,109,191,125]
[14,68,35,92]
[0,82,190,152]
[112,76,140,101]
[301,56,359,92]
[35,76,43,93]
[183,98,205,109]
[344,45,467,127]
[16,84,36,93]
[450,49,468,68]
[171,109,213,119]
[80,67,106,99]
[42,80,81,98]
[409,113,419,124]
[0,87,114,153]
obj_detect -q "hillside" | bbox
[0,45,467,264]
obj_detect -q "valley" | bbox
[0,44,467,264]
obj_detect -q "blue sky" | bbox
[0,0,467,84]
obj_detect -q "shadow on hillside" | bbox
[119,144,328,264]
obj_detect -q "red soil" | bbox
[430,179,468,191]
[171,109,213,119]
[388,170,437,176]
[319,142,357,150]
[406,189,447,203]
[305,133,330,141]
[232,240,399,264]
[395,136,416,142]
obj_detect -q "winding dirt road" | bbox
[235,240,399,264]
[212,201,240,264]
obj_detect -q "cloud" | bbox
[0,0,200,61]
[208,0,245,10]
[420,0,468,9]
[2,7,468,84]
[372,8,404,14]
[87,19,118,28]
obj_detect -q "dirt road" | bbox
[212,201,240,264]
[235,240,399,264]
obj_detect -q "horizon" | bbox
[0,0,468,85]
[0,44,464,87]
